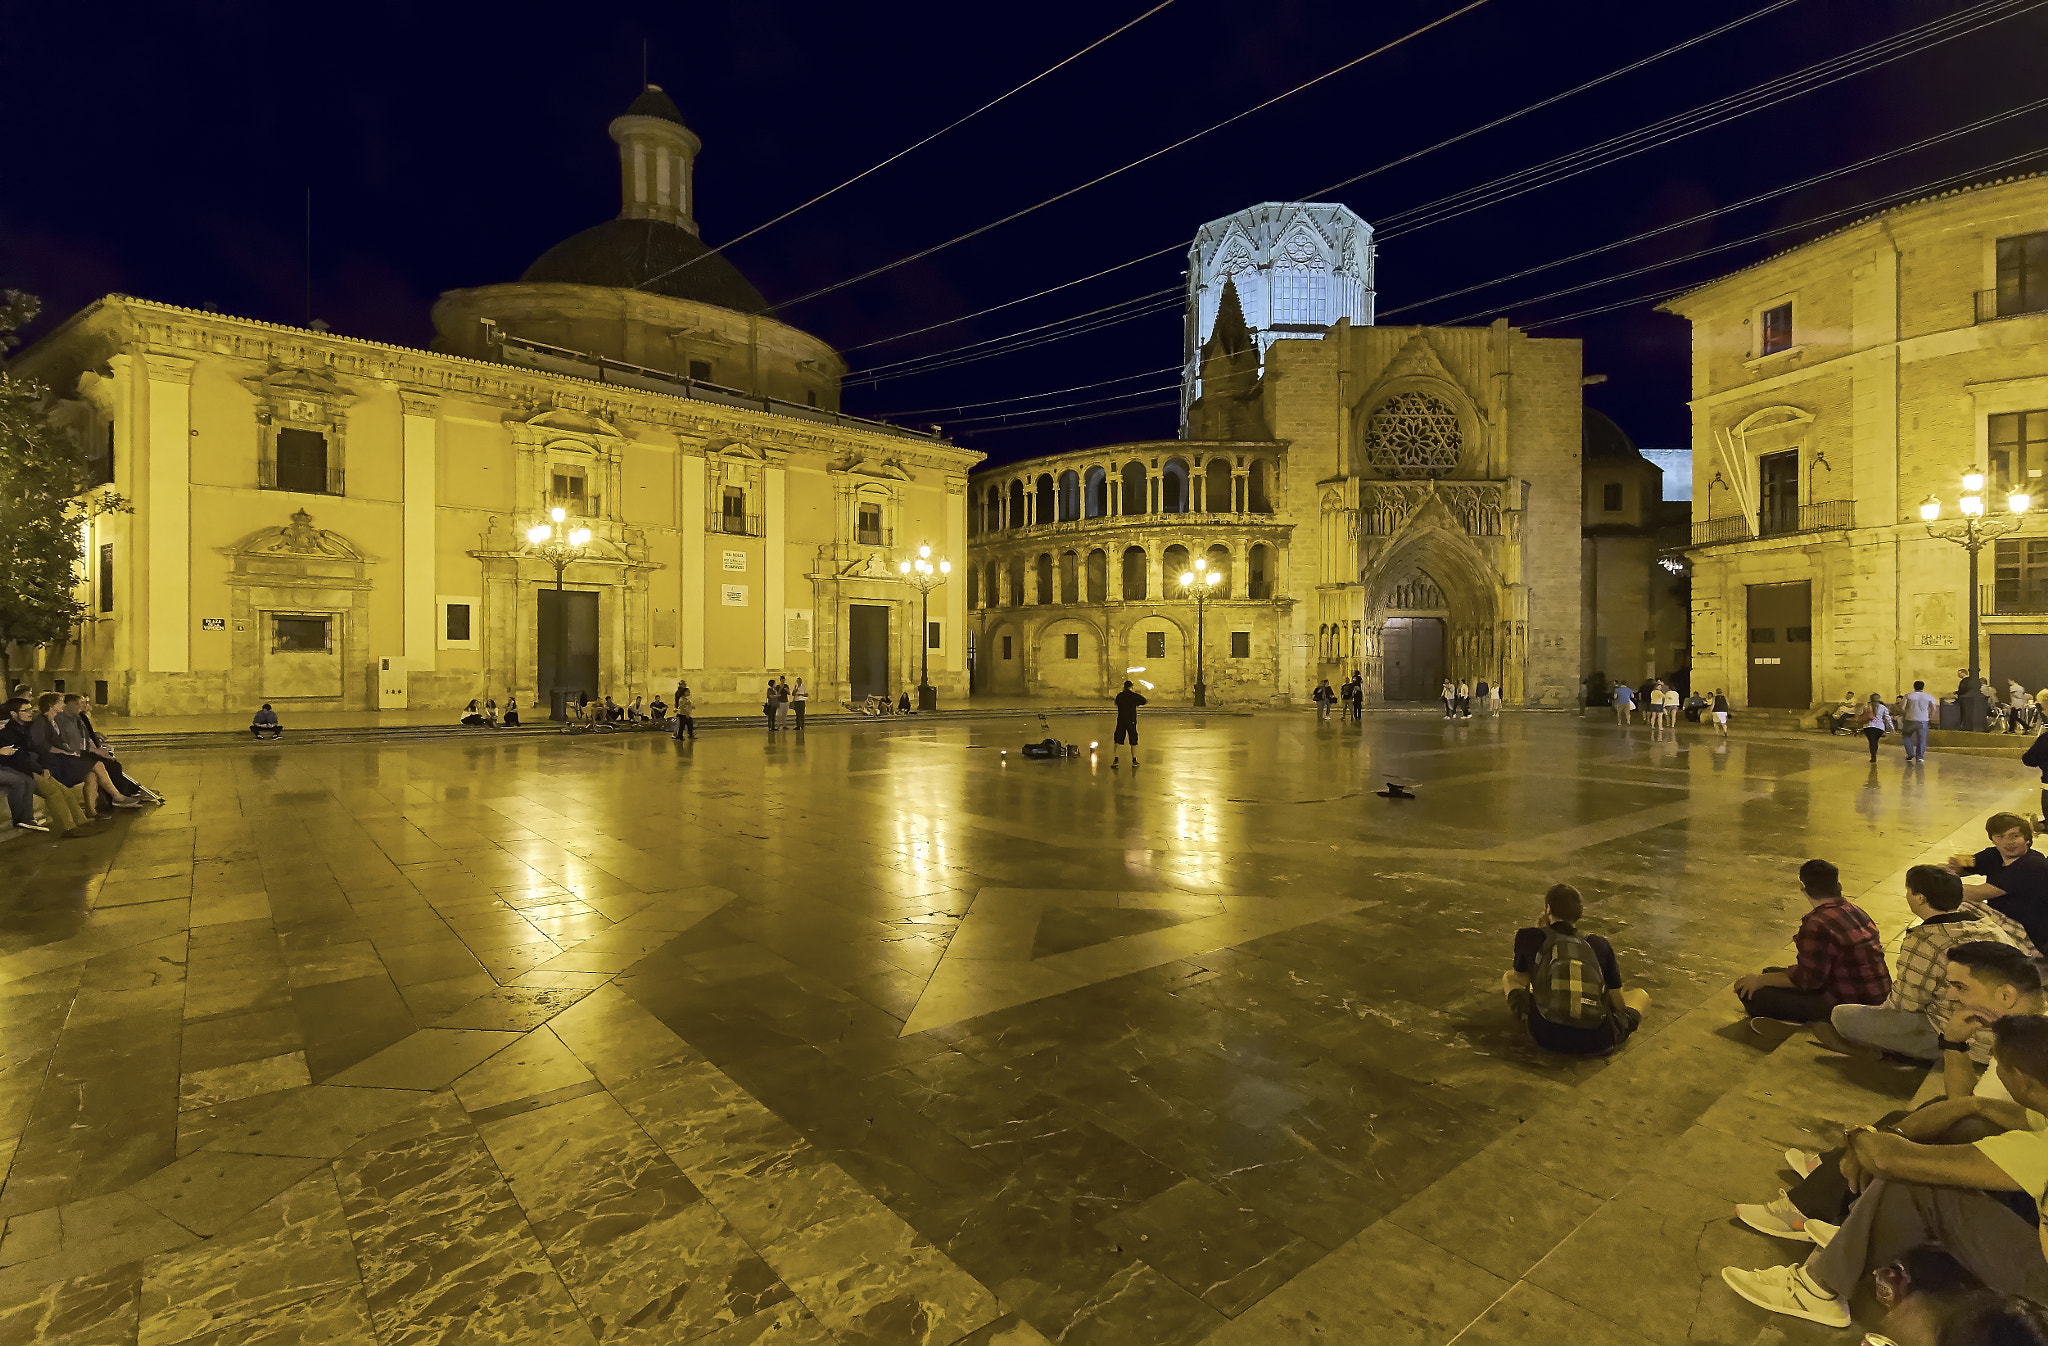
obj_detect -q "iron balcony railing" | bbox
[1693,499,1853,545]
[1983,584,2048,616]
[1691,515,1754,545]
[711,510,764,538]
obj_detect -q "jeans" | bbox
[1901,719,1928,761]
[794,702,805,729]
[0,766,33,825]
[1808,1177,2048,1301]
[1830,1002,1940,1061]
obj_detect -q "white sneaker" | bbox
[1807,1219,1837,1249]
[1735,1192,1818,1242]
[1720,1265,1850,1327]
[1785,1148,1821,1179]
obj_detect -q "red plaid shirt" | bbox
[1786,898,1891,1006]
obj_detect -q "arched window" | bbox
[1249,543,1271,599]
[1035,553,1054,604]
[1035,475,1055,525]
[1058,470,1081,522]
[1008,480,1025,528]
[1248,460,1274,514]
[1163,544,1190,591]
[1162,460,1189,514]
[1059,551,1079,604]
[1086,548,1106,602]
[1084,467,1108,518]
[1205,458,1233,513]
[985,486,1001,533]
[986,560,1001,607]
[1121,546,1147,600]
[967,565,980,608]
[1206,545,1232,598]
[1120,461,1148,515]
[1006,557,1024,606]
[1362,391,1463,479]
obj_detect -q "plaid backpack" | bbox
[1530,928,1609,1027]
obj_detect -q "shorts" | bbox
[1114,722,1138,745]
[1713,711,1728,724]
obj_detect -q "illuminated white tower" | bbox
[1182,202,1375,431]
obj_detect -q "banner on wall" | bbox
[785,609,813,653]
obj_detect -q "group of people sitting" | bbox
[0,693,163,836]
[457,698,523,727]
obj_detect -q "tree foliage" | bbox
[0,291,129,675]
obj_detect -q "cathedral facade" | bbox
[14,86,981,716]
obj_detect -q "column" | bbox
[681,455,705,669]
[399,390,438,675]
[1110,478,1121,516]
[945,477,966,679]
[1147,549,1163,604]
[765,458,786,670]
[142,351,196,675]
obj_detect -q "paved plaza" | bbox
[0,710,2025,1344]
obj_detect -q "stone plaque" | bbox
[785,608,813,653]
[1912,591,1957,648]
[200,617,226,631]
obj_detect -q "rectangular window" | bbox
[1748,627,1776,644]
[1995,537,2048,613]
[722,486,747,534]
[857,503,882,545]
[94,680,107,704]
[1602,482,1622,511]
[1230,631,1250,658]
[1271,267,1328,326]
[1997,231,2048,319]
[1064,633,1079,659]
[274,428,330,494]
[1757,450,1799,537]
[1146,630,1166,659]
[1991,410,2048,497]
[445,603,472,642]
[1002,635,1013,660]
[97,542,114,613]
[91,422,115,487]
[927,621,941,650]
[1759,302,1793,355]
[273,615,330,653]
[688,360,713,382]
[550,468,587,513]
[805,390,819,408]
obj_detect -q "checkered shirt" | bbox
[1786,898,1891,1007]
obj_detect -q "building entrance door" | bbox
[537,590,599,709]
[1380,617,1444,702]
[848,604,889,701]
[1746,581,1812,708]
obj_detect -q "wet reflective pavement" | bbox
[0,712,2020,1344]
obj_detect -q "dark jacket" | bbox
[1114,689,1146,721]
[0,719,46,774]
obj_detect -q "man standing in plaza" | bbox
[1901,680,1937,763]
[1111,680,1145,767]
[1733,859,1890,1028]
[1612,679,1635,726]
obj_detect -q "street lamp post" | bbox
[1922,471,2029,732]
[525,507,591,722]
[898,542,951,711]
[1178,556,1223,708]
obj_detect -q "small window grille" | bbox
[1064,633,1079,659]
[1230,631,1250,658]
[1146,631,1166,659]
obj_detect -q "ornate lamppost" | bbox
[899,542,951,711]
[1178,556,1222,707]
[526,507,591,722]
[1921,470,2029,732]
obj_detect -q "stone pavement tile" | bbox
[281,944,384,991]
[189,893,271,929]
[1197,1221,1509,1346]
[204,1086,431,1159]
[181,1009,304,1075]
[949,1314,1054,1346]
[324,1029,520,1091]
[449,1027,595,1114]
[95,875,193,909]
[0,1260,143,1346]
[365,940,480,989]
[183,969,292,1023]
[761,1203,1001,1346]
[478,1091,791,1342]
[180,1054,312,1113]
[510,970,614,993]
[1387,1145,1609,1282]
[334,1094,593,1346]
[428,983,594,1032]
[67,982,187,1030]
[288,977,416,1084]
[395,973,497,1022]
[135,1173,356,1346]
[2,1010,182,1218]
[160,1280,377,1346]
[0,1192,192,1300]
[531,949,644,976]
[550,984,696,1089]
[685,1298,837,1346]
[129,1154,326,1238]
[176,1090,306,1159]
[77,935,189,994]
[1452,1281,1658,1346]
[1092,1178,1323,1318]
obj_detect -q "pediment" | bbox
[836,456,912,482]
[516,406,623,439]
[222,509,367,562]
[242,362,355,408]
[1355,333,1476,411]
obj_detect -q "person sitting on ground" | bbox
[1721,1013,2048,1327]
[602,695,622,722]
[1733,858,1891,1028]
[251,703,282,739]
[1812,866,2020,1062]
[460,699,488,726]
[650,695,667,727]
[1,699,87,833]
[627,695,646,722]
[898,689,913,714]
[1951,813,2048,954]
[502,697,521,728]
[1500,882,1652,1056]
[484,697,500,726]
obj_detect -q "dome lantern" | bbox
[610,83,701,236]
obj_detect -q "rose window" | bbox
[1363,392,1463,479]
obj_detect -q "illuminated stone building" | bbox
[1581,409,1690,691]
[968,230,1585,706]
[1664,173,2048,709]
[14,86,979,716]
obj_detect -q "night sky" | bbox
[7,0,2045,469]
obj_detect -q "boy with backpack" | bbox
[1502,882,1652,1055]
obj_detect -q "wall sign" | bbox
[785,609,813,653]
[200,617,226,631]
[722,550,747,572]
[721,585,748,607]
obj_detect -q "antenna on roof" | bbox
[641,38,648,89]
[303,187,313,329]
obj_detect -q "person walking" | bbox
[1473,676,1491,717]
[673,687,696,741]
[1711,689,1730,738]
[1901,679,1937,763]
[1456,679,1472,719]
[792,677,808,730]
[1491,679,1503,716]
[1313,678,1334,722]
[1349,673,1365,722]
[1857,692,1894,762]
[1612,680,1635,726]
[1111,679,1146,767]
[1440,679,1456,719]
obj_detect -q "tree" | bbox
[0,291,129,687]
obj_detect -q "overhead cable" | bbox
[769,0,1492,313]
[850,296,1184,387]
[850,287,1176,381]
[958,400,1182,437]
[941,382,1184,426]
[632,0,1180,293]
[873,364,1185,417]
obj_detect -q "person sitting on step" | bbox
[250,703,282,739]
[1499,882,1651,1057]
[1733,858,1890,1030]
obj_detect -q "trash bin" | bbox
[1940,697,1962,730]
[550,689,571,722]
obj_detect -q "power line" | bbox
[769,0,1492,313]
[851,287,1175,380]
[852,296,1184,387]
[942,382,1184,427]
[873,364,1184,417]
[632,1,1180,294]
[841,244,1184,354]
[958,399,1182,437]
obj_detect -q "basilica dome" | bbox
[521,218,767,313]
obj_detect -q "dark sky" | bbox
[7,0,2045,469]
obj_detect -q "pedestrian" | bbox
[1313,678,1334,721]
[1491,680,1502,716]
[1111,679,1146,767]
[1440,679,1456,719]
[1337,678,1353,722]
[791,678,807,730]
[1858,692,1894,762]
[1474,676,1490,717]
[673,687,696,741]
[1901,679,1937,763]
[1711,689,1730,737]
[1613,680,1635,726]
[1456,678,1472,719]
[763,681,778,730]
[1349,673,1365,722]
[774,678,792,730]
